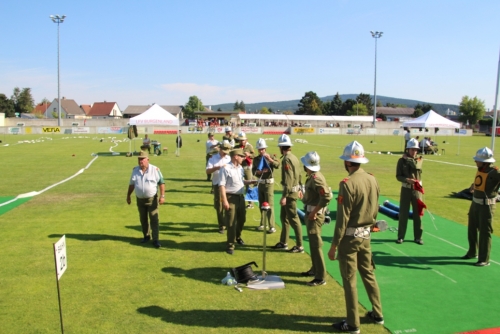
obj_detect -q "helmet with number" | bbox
[301,151,321,171]
[277,134,293,147]
[237,131,247,141]
[339,140,369,164]
[256,138,267,149]
[225,126,232,133]
[406,138,420,149]
[473,147,495,163]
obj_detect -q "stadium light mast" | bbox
[490,48,500,151]
[371,31,383,127]
[50,14,66,127]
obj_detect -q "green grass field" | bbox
[0,132,498,334]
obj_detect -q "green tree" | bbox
[341,99,356,115]
[322,101,331,115]
[356,93,373,113]
[0,93,15,117]
[259,107,271,114]
[283,110,293,115]
[239,101,245,112]
[183,95,204,119]
[346,103,369,116]
[11,87,34,115]
[376,112,387,121]
[329,93,343,115]
[297,91,323,115]
[458,95,485,125]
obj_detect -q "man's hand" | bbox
[159,196,165,205]
[126,195,131,205]
[280,197,286,206]
[223,200,230,211]
[328,245,337,261]
[308,212,316,221]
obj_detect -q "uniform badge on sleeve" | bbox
[338,195,343,204]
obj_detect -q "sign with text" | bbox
[72,127,90,134]
[292,127,315,134]
[318,128,340,134]
[43,127,61,133]
[97,127,125,134]
[53,235,67,280]
[240,127,262,134]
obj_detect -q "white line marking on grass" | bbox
[424,159,476,168]
[425,232,500,266]
[386,244,457,283]
[0,155,99,208]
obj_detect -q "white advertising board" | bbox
[318,128,340,134]
[53,235,67,280]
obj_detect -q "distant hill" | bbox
[209,95,459,115]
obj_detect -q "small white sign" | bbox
[54,235,67,280]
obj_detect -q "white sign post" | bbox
[53,235,67,334]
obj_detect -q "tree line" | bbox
[0,87,37,118]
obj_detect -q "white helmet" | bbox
[277,134,293,147]
[225,126,232,132]
[301,151,321,171]
[256,138,267,149]
[406,138,420,149]
[237,131,247,141]
[474,147,495,163]
[339,141,369,164]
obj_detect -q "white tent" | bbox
[402,110,461,154]
[129,104,179,126]
[402,110,460,129]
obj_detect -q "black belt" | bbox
[226,193,244,196]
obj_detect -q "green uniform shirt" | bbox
[302,171,332,208]
[252,154,280,179]
[280,151,301,199]
[238,142,255,167]
[333,168,380,247]
[396,156,422,183]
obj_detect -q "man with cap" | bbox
[463,147,500,266]
[237,131,256,208]
[219,148,257,254]
[252,138,280,233]
[300,151,332,286]
[206,141,232,234]
[205,132,219,182]
[272,134,304,253]
[126,151,165,248]
[222,126,236,148]
[328,140,383,333]
[396,138,424,245]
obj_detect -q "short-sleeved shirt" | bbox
[206,139,219,154]
[404,132,411,141]
[207,153,231,185]
[129,163,164,198]
[219,162,245,194]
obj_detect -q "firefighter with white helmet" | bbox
[396,137,424,245]
[329,140,383,332]
[222,126,236,148]
[252,138,280,233]
[463,147,500,266]
[272,133,304,253]
[300,151,332,286]
[236,131,256,208]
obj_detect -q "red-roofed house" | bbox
[80,104,92,115]
[32,101,51,117]
[87,102,122,119]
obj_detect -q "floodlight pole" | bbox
[50,15,66,127]
[371,31,383,127]
[490,48,500,151]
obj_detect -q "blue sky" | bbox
[1,0,499,110]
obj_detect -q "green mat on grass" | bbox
[273,192,500,333]
[0,196,32,216]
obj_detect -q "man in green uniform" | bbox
[396,138,424,245]
[272,134,304,253]
[236,131,256,209]
[328,141,383,333]
[300,151,332,286]
[462,147,500,266]
[252,138,280,233]
[222,126,236,148]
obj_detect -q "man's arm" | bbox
[158,183,165,204]
[126,185,135,205]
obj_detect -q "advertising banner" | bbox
[240,127,262,134]
[8,127,22,134]
[72,127,90,134]
[42,127,61,133]
[318,128,340,134]
[97,127,125,134]
[292,127,315,134]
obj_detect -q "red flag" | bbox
[414,181,425,194]
[416,199,427,217]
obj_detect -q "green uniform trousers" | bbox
[398,187,423,240]
[338,236,382,328]
[279,197,303,247]
[305,213,326,280]
[136,195,160,241]
[258,183,275,229]
[467,202,494,262]
[213,186,224,229]
[225,194,246,250]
